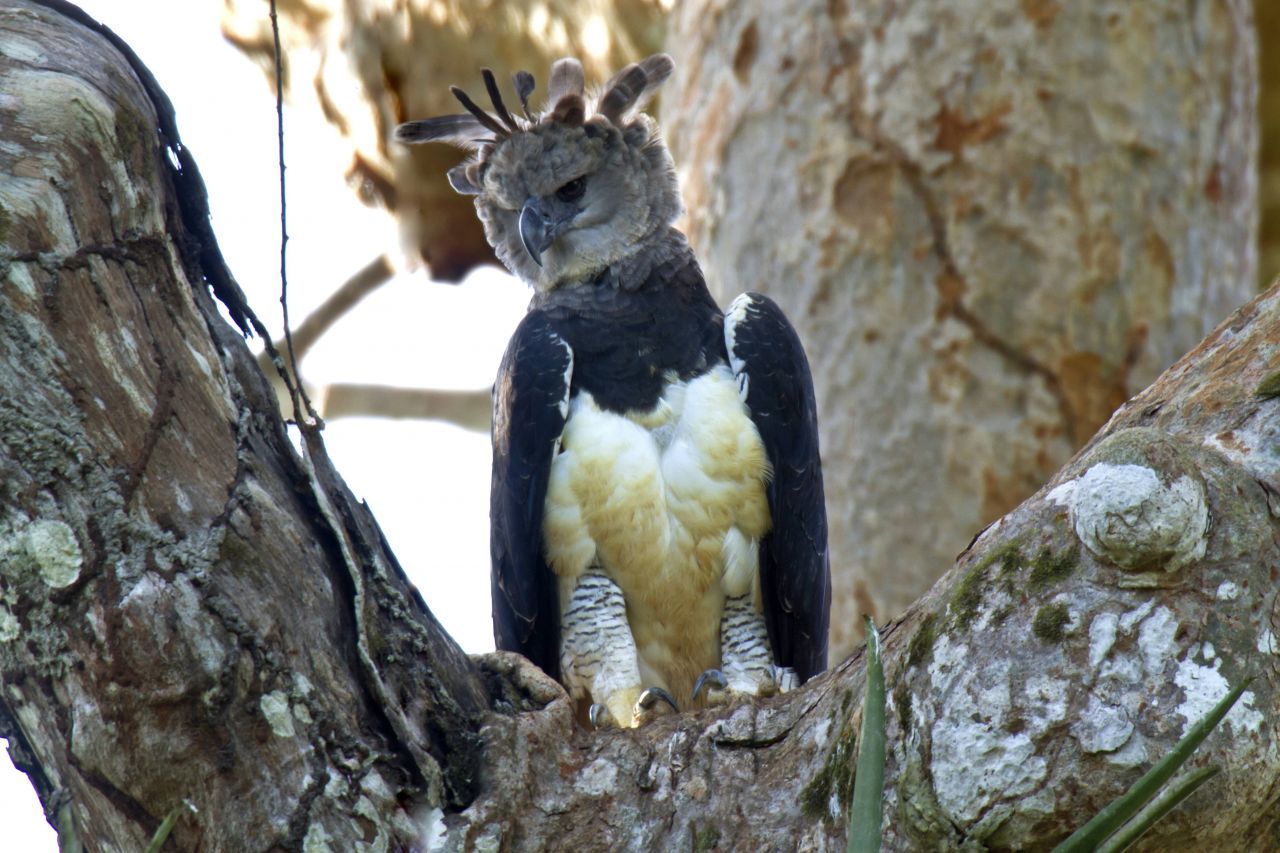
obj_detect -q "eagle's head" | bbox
[396,56,680,291]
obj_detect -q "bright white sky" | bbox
[3,2,525,846]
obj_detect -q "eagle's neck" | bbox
[548,227,692,295]
[530,228,725,415]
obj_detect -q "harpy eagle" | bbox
[397,55,829,727]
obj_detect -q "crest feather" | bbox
[447,163,483,194]
[395,114,494,150]
[551,93,586,125]
[598,63,647,124]
[513,70,536,119]
[638,54,674,90]
[596,54,674,124]
[395,55,680,202]
[547,58,585,106]
[449,85,510,138]
[481,68,520,132]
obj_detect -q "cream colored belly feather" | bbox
[542,364,772,706]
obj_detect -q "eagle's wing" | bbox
[725,293,830,681]
[490,310,573,679]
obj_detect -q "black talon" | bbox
[588,703,608,729]
[692,668,729,702]
[636,686,679,714]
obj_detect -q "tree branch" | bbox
[316,384,491,429]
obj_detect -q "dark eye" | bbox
[555,177,586,202]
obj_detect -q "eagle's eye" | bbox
[555,177,586,202]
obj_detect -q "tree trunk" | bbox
[1259,0,1280,289]
[2,2,1278,850]
[662,0,1259,658]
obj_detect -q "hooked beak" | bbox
[519,199,556,267]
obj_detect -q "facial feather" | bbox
[397,55,682,291]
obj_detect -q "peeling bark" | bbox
[2,2,1279,851]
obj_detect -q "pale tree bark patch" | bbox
[1049,458,1209,574]
[19,519,84,589]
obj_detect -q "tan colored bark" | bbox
[662,0,1259,657]
[3,3,1280,850]
[1259,0,1280,288]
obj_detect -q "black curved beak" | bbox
[519,199,552,267]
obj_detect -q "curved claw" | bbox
[635,686,679,714]
[692,668,729,703]
[588,703,609,729]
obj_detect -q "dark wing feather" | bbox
[490,310,573,679]
[725,293,829,681]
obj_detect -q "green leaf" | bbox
[1053,677,1251,852]
[847,616,886,853]
[145,800,194,853]
[1097,766,1221,853]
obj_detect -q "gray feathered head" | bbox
[396,55,680,290]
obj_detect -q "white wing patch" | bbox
[553,332,574,419]
[725,293,756,403]
[549,330,574,457]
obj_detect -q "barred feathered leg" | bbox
[693,594,796,705]
[561,569,676,727]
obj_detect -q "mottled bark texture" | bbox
[663,0,1259,658]
[220,0,666,281]
[4,2,1280,851]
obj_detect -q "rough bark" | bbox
[3,2,1279,851]
[662,0,1259,658]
